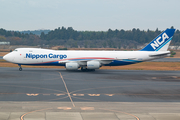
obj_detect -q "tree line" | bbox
[40,26,180,45]
[0,27,180,48]
[0,28,30,39]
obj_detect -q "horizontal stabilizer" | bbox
[149,52,170,57]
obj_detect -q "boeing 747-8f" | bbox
[3,28,175,71]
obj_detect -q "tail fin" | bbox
[141,29,175,51]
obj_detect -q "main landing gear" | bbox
[81,67,95,72]
[18,64,22,71]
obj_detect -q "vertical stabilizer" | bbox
[141,29,175,51]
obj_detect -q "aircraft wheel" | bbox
[81,68,95,72]
[81,67,87,72]
[81,68,87,72]
[19,67,22,71]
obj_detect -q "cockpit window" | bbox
[13,50,18,52]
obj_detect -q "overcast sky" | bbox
[0,0,179,31]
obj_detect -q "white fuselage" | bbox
[3,48,170,67]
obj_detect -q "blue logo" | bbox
[26,53,67,59]
[150,33,169,50]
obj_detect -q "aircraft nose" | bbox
[3,54,8,61]
[3,54,12,62]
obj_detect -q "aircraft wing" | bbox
[58,57,115,65]
[58,57,140,65]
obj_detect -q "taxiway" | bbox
[0,67,180,120]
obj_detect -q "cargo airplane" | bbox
[3,28,175,71]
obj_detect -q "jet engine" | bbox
[65,62,79,70]
[87,61,101,69]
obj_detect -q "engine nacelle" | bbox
[65,62,79,70]
[87,61,101,69]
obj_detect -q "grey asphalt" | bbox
[0,67,180,120]
[152,58,180,62]
[0,67,180,102]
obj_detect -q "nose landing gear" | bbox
[18,64,22,71]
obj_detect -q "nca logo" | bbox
[150,33,169,50]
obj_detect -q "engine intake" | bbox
[65,62,79,70]
[87,61,101,69]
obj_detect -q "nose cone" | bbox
[3,54,8,61]
[3,53,12,62]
